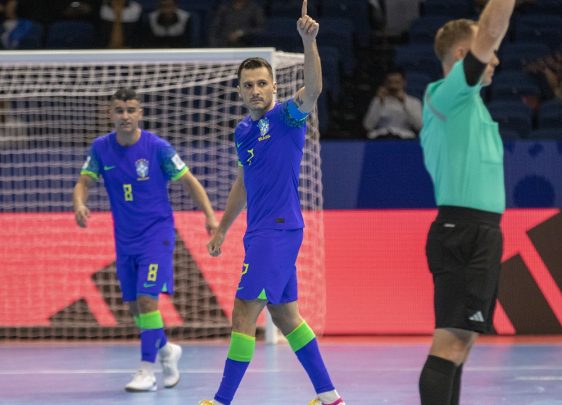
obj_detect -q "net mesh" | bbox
[0,51,325,340]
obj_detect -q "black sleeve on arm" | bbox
[463,51,488,86]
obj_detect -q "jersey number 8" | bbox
[123,184,133,201]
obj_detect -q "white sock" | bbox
[318,390,340,404]
[139,361,155,374]
[159,342,173,357]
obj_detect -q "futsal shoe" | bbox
[308,399,346,405]
[198,401,216,405]
[159,342,183,388]
[124,368,157,392]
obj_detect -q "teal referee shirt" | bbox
[420,60,505,214]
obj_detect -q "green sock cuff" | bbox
[286,321,316,352]
[134,316,142,329]
[138,311,164,330]
[227,331,256,362]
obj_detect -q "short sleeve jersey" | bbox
[235,99,308,232]
[81,130,189,254]
[420,60,505,214]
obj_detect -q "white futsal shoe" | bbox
[124,368,157,392]
[159,342,183,388]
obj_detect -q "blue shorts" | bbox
[236,228,303,304]
[116,248,174,302]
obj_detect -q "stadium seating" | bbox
[423,0,473,18]
[317,17,355,75]
[538,100,562,129]
[499,42,551,70]
[513,14,562,49]
[529,128,562,140]
[405,72,432,100]
[408,15,450,43]
[320,0,371,47]
[489,70,541,101]
[488,100,533,138]
[46,21,96,49]
[394,44,441,80]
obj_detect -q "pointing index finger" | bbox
[302,0,307,18]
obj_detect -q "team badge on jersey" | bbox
[257,117,270,142]
[135,158,150,180]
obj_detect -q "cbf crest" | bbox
[258,117,269,137]
[257,117,271,142]
[135,158,150,180]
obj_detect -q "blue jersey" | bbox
[81,130,189,255]
[235,99,308,232]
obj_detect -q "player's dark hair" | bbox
[111,88,141,103]
[237,57,274,81]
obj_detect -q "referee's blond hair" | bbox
[434,19,477,63]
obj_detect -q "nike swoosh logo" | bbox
[236,142,242,148]
[143,283,156,288]
[104,165,116,171]
[237,287,244,291]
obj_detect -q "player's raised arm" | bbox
[471,0,515,63]
[294,0,322,113]
[73,174,95,228]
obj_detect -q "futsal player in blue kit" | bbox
[73,88,218,392]
[199,1,345,404]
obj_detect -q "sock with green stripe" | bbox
[138,311,167,363]
[286,321,335,394]
[214,331,255,405]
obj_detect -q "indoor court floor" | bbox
[2,337,562,405]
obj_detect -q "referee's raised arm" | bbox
[471,0,515,64]
[294,0,322,114]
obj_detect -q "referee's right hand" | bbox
[75,205,90,228]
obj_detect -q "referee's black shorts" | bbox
[426,206,503,333]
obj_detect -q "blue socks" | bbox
[287,321,335,394]
[138,311,167,362]
[214,332,256,405]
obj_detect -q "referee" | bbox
[418,0,515,404]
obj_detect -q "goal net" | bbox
[0,49,325,340]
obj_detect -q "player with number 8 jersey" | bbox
[73,88,218,393]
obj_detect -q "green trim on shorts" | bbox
[258,289,268,301]
[138,311,164,330]
[227,331,255,362]
[286,321,316,352]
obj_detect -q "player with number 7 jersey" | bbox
[73,88,218,393]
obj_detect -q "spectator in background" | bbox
[0,0,35,49]
[99,0,142,48]
[208,0,265,47]
[362,67,422,139]
[525,51,562,100]
[143,0,192,48]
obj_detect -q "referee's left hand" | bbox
[297,0,319,40]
